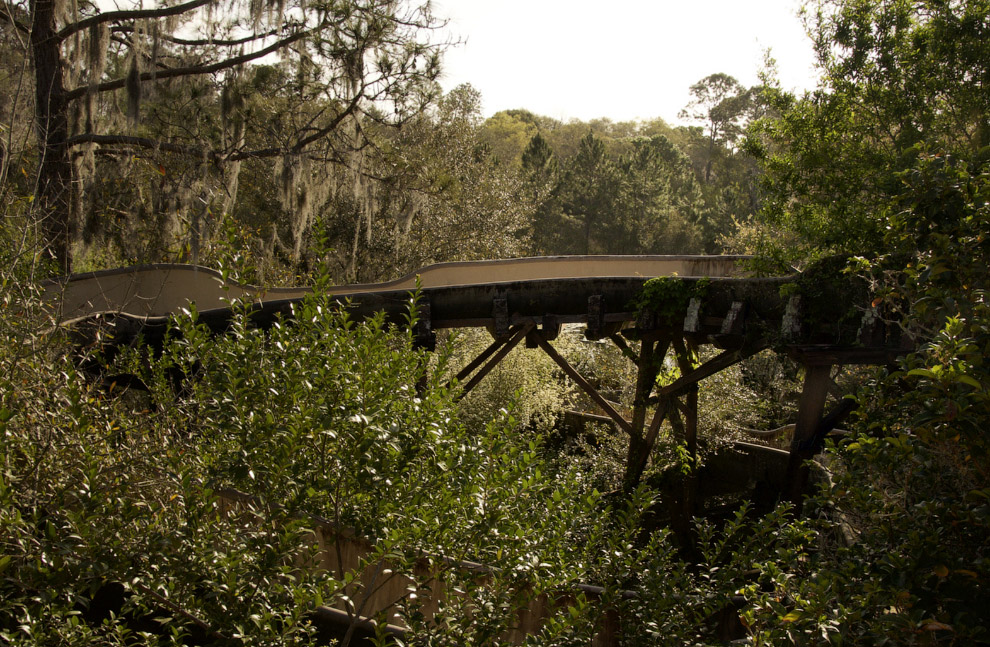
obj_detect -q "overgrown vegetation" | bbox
[0,263,826,645]
[3,0,990,643]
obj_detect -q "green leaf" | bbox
[957,375,982,390]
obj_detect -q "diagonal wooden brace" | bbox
[530,330,633,435]
[455,323,534,399]
[657,339,769,400]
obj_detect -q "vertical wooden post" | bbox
[785,364,832,504]
[622,335,668,493]
[671,337,699,460]
[628,335,659,434]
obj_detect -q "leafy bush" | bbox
[737,153,990,645]
[1,269,621,643]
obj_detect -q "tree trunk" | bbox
[31,0,72,274]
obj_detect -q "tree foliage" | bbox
[737,0,990,641]
[748,0,990,259]
[10,0,445,273]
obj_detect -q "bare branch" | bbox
[0,1,29,34]
[67,91,359,163]
[57,0,212,42]
[111,25,279,47]
[67,133,211,158]
[65,28,310,102]
[290,94,363,153]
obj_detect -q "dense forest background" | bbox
[1,0,767,282]
[2,0,990,644]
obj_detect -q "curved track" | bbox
[48,255,754,323]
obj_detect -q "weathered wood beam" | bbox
[789,345,909,366]
[809,397,858,454]
[622,397,674,492]
[525,314,562,348]
[785,364,833,503]
[456,323,534,399]
[629,335,668,436]
[656,340,769,399]
[671,338,700,458]
[453,329,515,383]
[607,332,637,362]
[531,332,634,435]
[644,399,670,450]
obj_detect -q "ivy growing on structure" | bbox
[631,276,711,329]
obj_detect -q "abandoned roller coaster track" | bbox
[43,254,913,644]
[46,254,910,501]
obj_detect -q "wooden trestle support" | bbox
[49,258,910,508]
[445,287,908,513]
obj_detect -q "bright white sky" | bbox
[433,0,820,125]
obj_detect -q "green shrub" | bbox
[1,272,619,643]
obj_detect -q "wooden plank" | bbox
[789,365,832,452]
[684,387,699,458]
[603,311,636,323]
[541,314,561,341]
[453,329,516,383]
[622,398,671,490]
[788,345,910,366]
[432,317,494,329]
[526,315,561,348]
[607,332,637,362]
[532,333,634,435]
[645,399,669,448]
[629,336,665,438]
[809,397,857,453]
[670,337,700,458]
